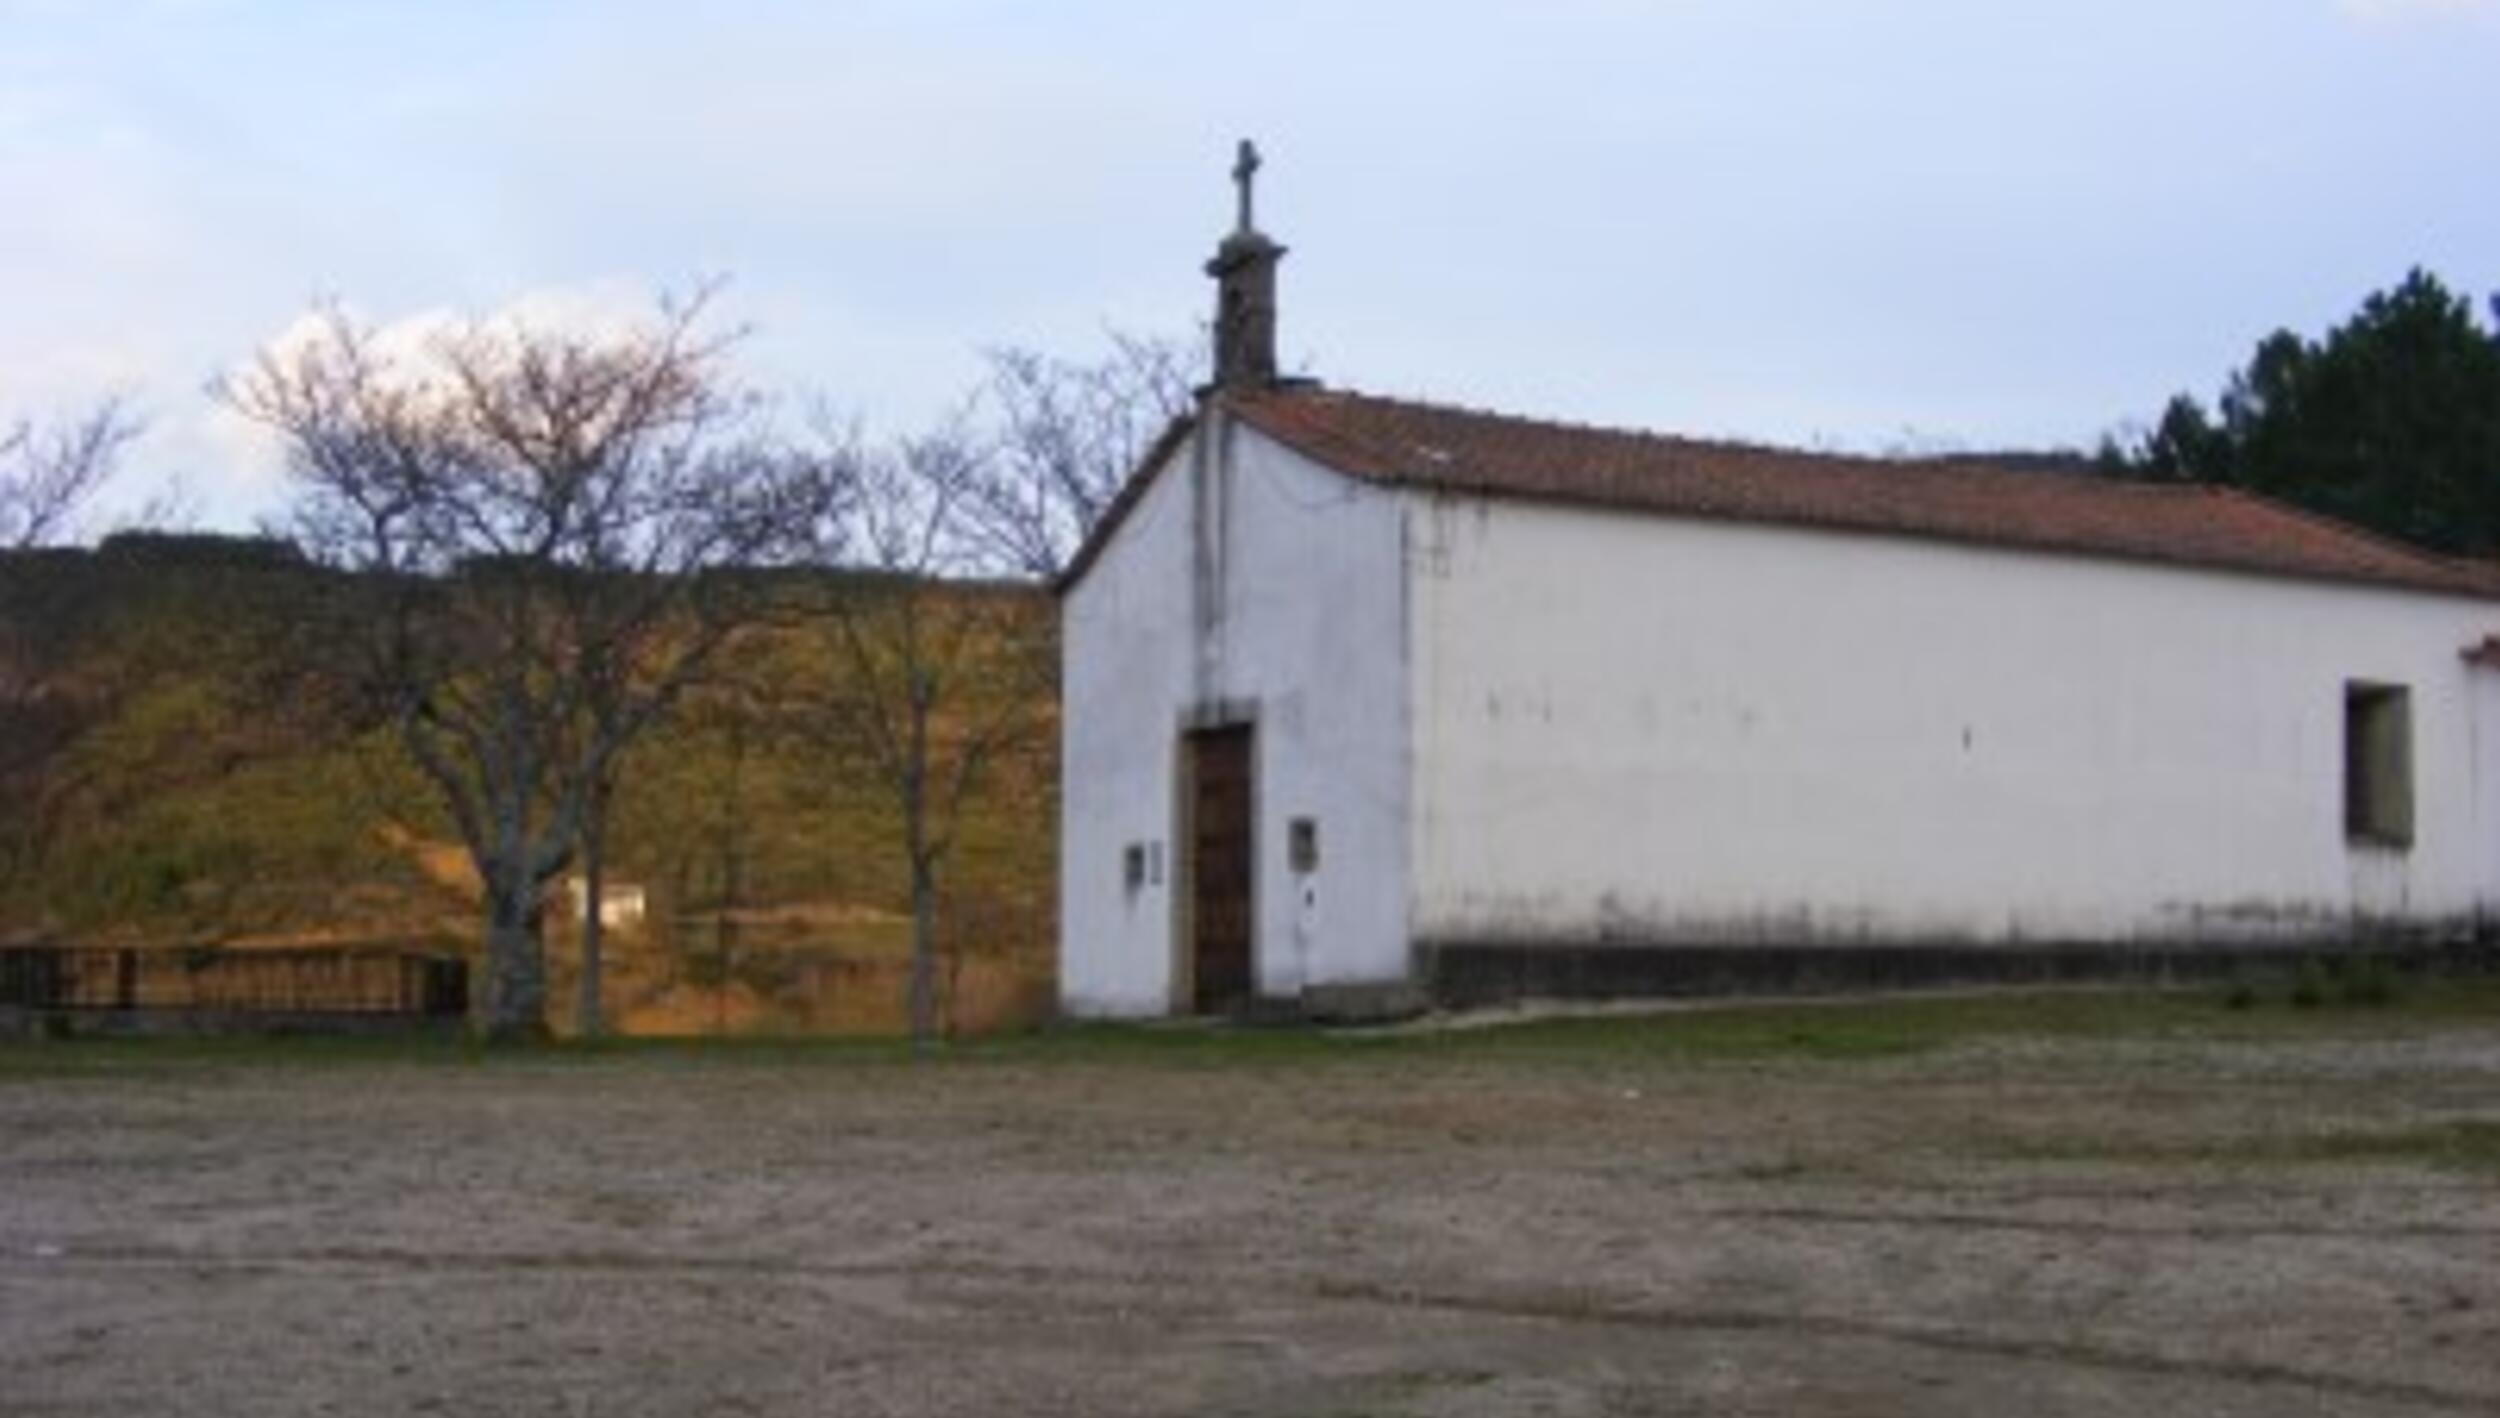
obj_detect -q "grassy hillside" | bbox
[0,535,1057,1036]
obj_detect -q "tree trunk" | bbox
[575,776,610,1040]
[904,683,938,1053]
[908,854,938,1053]
[715,837,741,1039]
[942,901,968,1042]
[714,710,747,1038]
[482,876,550,1043]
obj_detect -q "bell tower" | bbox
[1206,139,1285,389]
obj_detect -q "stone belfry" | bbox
[1206,139,1284,389]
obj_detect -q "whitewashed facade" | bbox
[1061,411,1411,1015]
[1059,178,2500,1017]
[1406,491,2500,952]
[1059,400,2500,1018]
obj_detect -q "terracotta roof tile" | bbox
[1222,387,2500,600]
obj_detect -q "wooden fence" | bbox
[0,944,467,1020]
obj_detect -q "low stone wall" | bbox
[1418,939,2500,1010]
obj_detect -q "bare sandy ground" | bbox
[3,1021,2497,1416]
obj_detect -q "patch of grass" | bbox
[1728,1156,1824,1183]
[1408,1007,1950,1063]
[1994,1119,2500,1175]
[2289,957,2330,1009]
[1380,975,2500,1067]
[0,1030,489,1079]
[2339,954,2402,1008]
[2286,1119,2500,1170]
[7,976,2499,1077]
[2218,953,2417,1012]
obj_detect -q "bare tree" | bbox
[1,398,136,551]
[769,335,1184,1046]
[694,674,761,1037]
[0,399,141,893]
[222,295,818,1041]
[777,425,1050,1049]
[960,332,1193,578]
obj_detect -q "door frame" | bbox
[1172,702,1260,1015]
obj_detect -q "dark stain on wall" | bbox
[1419,937,2496,1009]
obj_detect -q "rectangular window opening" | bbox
[1288,817,1319,874]
[2344,681,2413,849]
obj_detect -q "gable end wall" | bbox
[1060,417,1411,1016]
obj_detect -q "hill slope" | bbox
[0,536,1057,1035]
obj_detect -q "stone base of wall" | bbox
[0,1007,467,1041]
[1287,981,1434,1025]
[1419,939,2499,1010]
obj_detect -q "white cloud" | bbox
[245,279,658,375]
[196,281,685,527]
[233,280,678,426]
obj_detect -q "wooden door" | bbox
[1188,725,1255,1014]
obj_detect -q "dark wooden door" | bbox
[1189,725,1255,1014]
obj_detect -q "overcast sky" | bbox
[5,0,2497,531]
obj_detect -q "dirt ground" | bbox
[4,997,2498,1417]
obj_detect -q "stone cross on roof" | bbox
[1232,139,1261,233]
[1207,138,1282,389]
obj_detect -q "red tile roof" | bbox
[1219,388,2500,599]
[1058,386,2500,600]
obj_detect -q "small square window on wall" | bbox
[2344,682,2413,849]
[1288,817,1319,874]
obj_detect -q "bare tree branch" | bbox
[1,397,138,551]
[0,398,142,887]
[959,332,1193,579]
[769,333,1185,1047]
[762,418,1049,1048]
[217,294,820,1041]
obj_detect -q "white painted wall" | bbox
[1060,414,1410,1016]
[1059,431,1197,1016]
[1408,494,2500,948]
